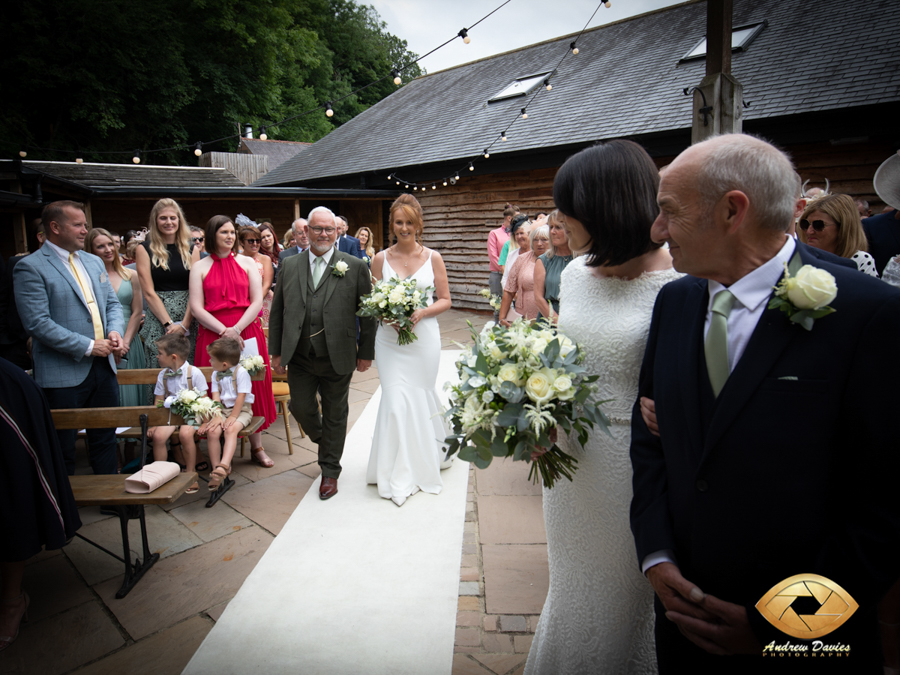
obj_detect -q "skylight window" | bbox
[681,21,767,61]
[489,72,552,103]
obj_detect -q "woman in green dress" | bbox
[85,228,147,405]
[534,210,574,323]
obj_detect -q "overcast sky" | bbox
[368,0,685,74]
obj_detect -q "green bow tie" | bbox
[165,368,183,378]
[216,369,234,381]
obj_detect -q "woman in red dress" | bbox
[189,215,277,467]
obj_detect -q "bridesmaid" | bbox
[190,216,277,468]
[85,228,148,407]
[135,198,200,370]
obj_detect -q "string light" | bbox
[570,41,579,55]
[458,28,470,44]
[483,149,490,158]
[193,142,203,157]
[432,184,436,190]
[413,186,418,190]
[521,108,528,119]
[605,1,611,7]
[454,173,460,181]
[544,80,552,91]
[501,132,507,141]
[18,149,26,158]
[259,127,268,141]
[132,150,141,164]
[391,69,402,85]
[325,102,334,117]
[396,181,400,185]
[443,180,448,186]
[75,157,83,164]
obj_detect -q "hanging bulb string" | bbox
[9,0,513,162]
[387,1,610,191]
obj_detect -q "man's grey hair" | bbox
[306,207,335,225]
[335,215,348,226]
[696,134,797,232]
[291,218,307,235]
[190,225,204,234]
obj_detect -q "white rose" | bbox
[496,363,521,385]
[525,369,554,404]
[378,300,387,308]
[488,343,505,361]
[785,265,838,310]
[482,320,496,332]
[181,390,198,402]
[468,375,487,388]
[481,390,494,403]
[335,261,349,274]
[531,338,548,354]
[553,374,573,393]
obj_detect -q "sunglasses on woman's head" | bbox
[800,219,830,232]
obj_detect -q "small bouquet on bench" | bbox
[444,319,611,488]
[357,277,434,345]
[240,354,266,376]
[158,388,225,427]
[478,288,502,312]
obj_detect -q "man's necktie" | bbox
[705,290,736,397]
[217,369,234,381]
[311,256,324,287]
[68,253,104,341]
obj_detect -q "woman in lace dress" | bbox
[239,225,275,328]
[525,140,682,675]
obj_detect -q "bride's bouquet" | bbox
[444,319,610,488]
[158,388,225,427]
[357,277,434,345]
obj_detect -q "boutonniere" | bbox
[332,260,349,277]
[768,263,837,331]
[99,272,108,284]
[362,255,370,264]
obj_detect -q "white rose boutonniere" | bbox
[768,263,837,331]
[332,260,349,277]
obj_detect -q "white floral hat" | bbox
[874,151,900,211]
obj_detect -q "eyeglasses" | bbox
[800,219,831,232]
[192,237,204,243]
[243,238,261,244]
[309,227,336,235]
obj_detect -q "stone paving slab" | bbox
[71,615,213,675]
[170,499,255,542]
[477,496,546,545]
[94,526,273,641]
[221,470,315,535]
[22,554,94,623]
[482,545,549,616]
[0,601,125,675]
[475,459,542,497]
[65,506,204,586]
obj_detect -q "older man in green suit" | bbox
[270,206,375,499]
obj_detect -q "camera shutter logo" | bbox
[756,574,858,639]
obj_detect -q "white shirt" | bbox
[210,365,254,408]
[309,245,335,282]
[154,361,209,398]
[643,236,796,575]
[45,239,102,356]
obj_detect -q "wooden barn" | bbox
[252,0,900,309]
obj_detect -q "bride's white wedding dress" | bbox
[525,257,682,675]
[366,251,448,506]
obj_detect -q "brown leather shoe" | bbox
[319,477,338,500]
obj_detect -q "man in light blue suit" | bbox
[14,201,125,474]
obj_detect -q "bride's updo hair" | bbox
[389,194,424,243]
[553,139,662,268]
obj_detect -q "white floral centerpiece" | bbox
[357,277,434,345]
[239,355,266,376]
[444,319,611,488]
[158,388,225,427]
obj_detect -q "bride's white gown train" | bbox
[366,252,448,506]
[525,257,682,675]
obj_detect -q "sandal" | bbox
[0,593,29,653]
[195,460,210,472]
[208,465,231,492]
[251,448,275,468]
[185,481,200,495]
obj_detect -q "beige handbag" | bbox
[124,461,181,494]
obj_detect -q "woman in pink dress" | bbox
[499,223,551,324]
[189,216,277,467]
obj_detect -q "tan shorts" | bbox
[223,401,254,430]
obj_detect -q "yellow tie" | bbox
[68,253,105,341]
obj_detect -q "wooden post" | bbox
[294,198,300,221]
[691,0,743,144]
[83,200,94,228]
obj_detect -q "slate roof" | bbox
[255,0,900,187]
[25,161,246,188]
[240,139,310,171]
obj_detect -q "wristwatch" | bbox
[163,321,172,329]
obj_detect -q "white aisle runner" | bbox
[184,350,466,675]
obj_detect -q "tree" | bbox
[0,0,422,164]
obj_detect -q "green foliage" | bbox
[0,0,422,163]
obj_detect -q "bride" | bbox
[525,141,682,674]
[366,194,452,506]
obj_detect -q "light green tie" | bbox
[705,290,736,397]
[311,256,324,287]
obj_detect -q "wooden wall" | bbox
[200,152,269,186]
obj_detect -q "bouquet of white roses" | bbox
[478,288,502,312]
[239,355,266,376]
[357,276,434,345]
[444,319,610,488]
[158,388,225,427]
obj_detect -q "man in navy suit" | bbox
[15,201,124,474]
[335,216,363,259]
[276,218,307,286]
[630,134,900,672]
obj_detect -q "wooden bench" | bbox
[52,406,197,598]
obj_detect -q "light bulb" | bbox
[391,69,401,85]
[501,133,507,141]
[521,109,528,119]
[75,157,83,164]
[545,81,552,91]
[396,181,400,185]
[194,143,202,157]
[413,186,418,191]
[454,174,459,181]
[484,150,490,159]
[605,1,611,7]
[259,131,268,141]
[573,47,579,55]
[325,102,334,117]
[443,180,448,186]
[18,150,26,158]
[570,42,579,55]
[404,184,409,188]
[459,28,470,44]
[432,184,436,190]
[469,163,474,171]
[133,151,141,164]
[464,35,471,44]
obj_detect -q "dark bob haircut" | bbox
[205,215,239,255]
[553,139,662,267]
